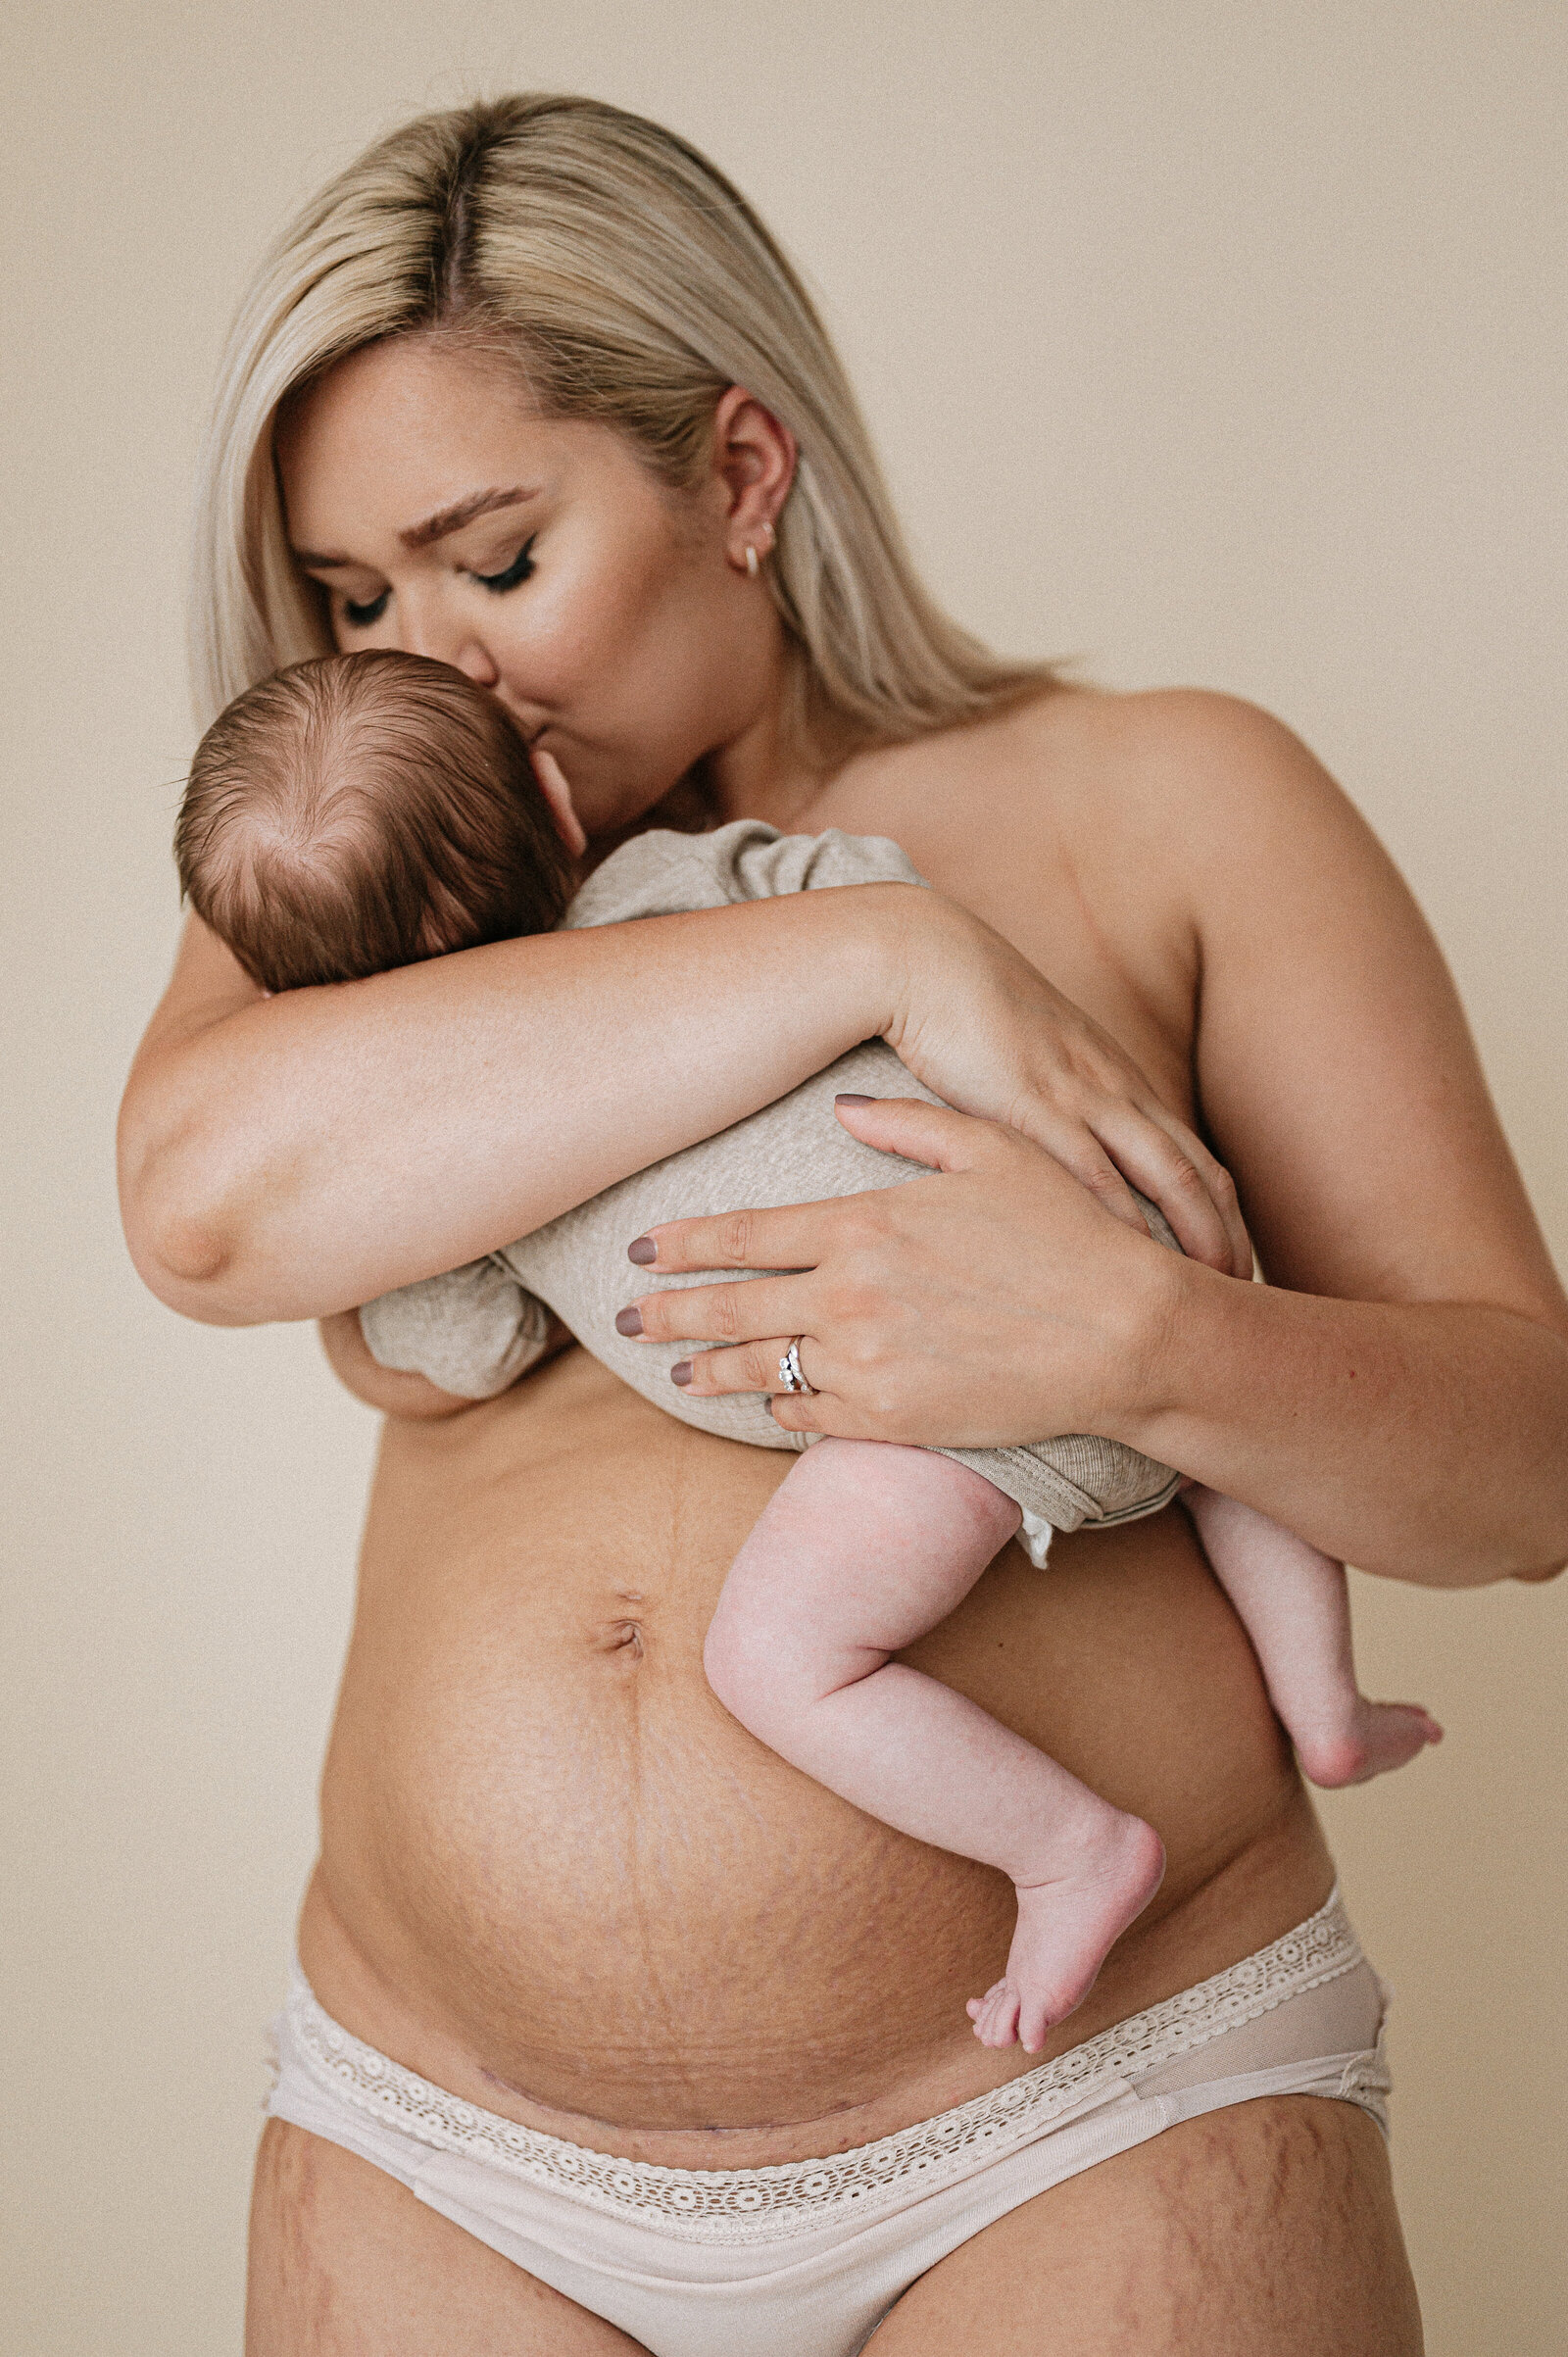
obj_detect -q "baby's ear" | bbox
[532,747,587,858]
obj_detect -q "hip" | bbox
[270,1889,1386,2357]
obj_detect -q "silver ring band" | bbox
[778,1338,816,1396]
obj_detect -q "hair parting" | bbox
[189,93,1054,758]
[175,650,574,992]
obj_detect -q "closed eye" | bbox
[342,587,391,629]
[472,537,537,594]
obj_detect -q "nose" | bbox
[394,591,500,686]
[405,629,500,688]
[447,639,501,688]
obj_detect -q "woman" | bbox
[118,96,1567,2353]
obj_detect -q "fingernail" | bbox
[835,1093,874,1105]
[614,1307,643,1338]
[627,1236,657,1265]
[670,1360,693,1387]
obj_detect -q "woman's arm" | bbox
[624,700,1568,1588]
[119,880,1248,1327]
[1158,695,1568,1580]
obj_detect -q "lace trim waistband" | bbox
[278,1889,1361,2244]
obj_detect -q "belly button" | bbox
[596,1618,645,1659]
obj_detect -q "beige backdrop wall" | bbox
[4,5,1564,2351]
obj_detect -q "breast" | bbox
[315,1347,1301,2131]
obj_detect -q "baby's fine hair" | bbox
[175,651,576,993]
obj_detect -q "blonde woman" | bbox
[119,96,1566,2356]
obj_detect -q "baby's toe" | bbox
[1017,1994,1058,2054]
[972,1982,1022,2049]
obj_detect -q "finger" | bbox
[667,1343,840,1436]
[1015,1113,1159,1236]
[627,1202,832,1276]
[1158,1121,1251,1277]
[837,1093,1152,1240]
[1090,1103,1250,1275]
[1169,1138,1250,1278]
[625,1274,813,1347]
[828,1094,1002,1172]
[766,1388,833,1436]
[669,1336,808,1398]
[628,1097,1024,1274]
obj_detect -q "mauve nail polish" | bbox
[670,1361,693,1387]
[627,1237,657,1264]
[614,1307,643,1337]
[835,1093,874,1105]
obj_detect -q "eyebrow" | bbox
[291,485,539,570]
[400,484,538,551]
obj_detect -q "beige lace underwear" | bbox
[272,1886,1384,2249]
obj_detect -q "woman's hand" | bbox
[619,1097,1191,1448]
[879,892,1250,1278]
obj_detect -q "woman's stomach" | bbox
[304,1348,1332,2153]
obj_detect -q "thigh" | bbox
[246,2119,651,2356]
[867,2097,1424,2355]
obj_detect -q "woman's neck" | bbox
[705,646,854,833]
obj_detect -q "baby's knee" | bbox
[703,1596,767,1719]
[704,1594,819,1744]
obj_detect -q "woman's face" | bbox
[276,336,789,836]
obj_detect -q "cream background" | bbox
[4,4,1564,2349]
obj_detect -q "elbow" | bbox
[118,1130,256,1327]
[124,1200,249,1327]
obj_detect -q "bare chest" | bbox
[796,707,1200,1121]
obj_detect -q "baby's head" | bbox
[175,651,578,992]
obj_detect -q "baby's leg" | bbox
[704,1441,1165,2052]
[1184,1487,1442,1788]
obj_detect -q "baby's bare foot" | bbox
[966,1815,1166,2054]
[1295,1699,1443,1789]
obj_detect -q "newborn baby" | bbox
[177,649,1441,2051]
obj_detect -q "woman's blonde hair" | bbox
[190,92,1054,756]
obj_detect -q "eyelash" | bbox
[342,587,390,629]
[339,536,538,630]
[473,536,537,594]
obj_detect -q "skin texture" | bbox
[115,338,1568,2351]
[247,2101,1424,2356]
[703,1438,1168,2055]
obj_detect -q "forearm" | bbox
[1125,1261,1568,1586]
[120,889,913,1326]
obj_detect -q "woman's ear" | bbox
[531,746,588,858]
[711,385,796,572]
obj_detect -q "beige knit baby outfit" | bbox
[359,822,1182,1552]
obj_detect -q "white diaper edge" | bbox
[1017,1509,1054,1567]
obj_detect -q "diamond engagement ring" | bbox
[778,1339,815,1396]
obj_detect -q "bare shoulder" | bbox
[830,684,1395,983]
[1002,684,1373,856]
[838,684,1367,870]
